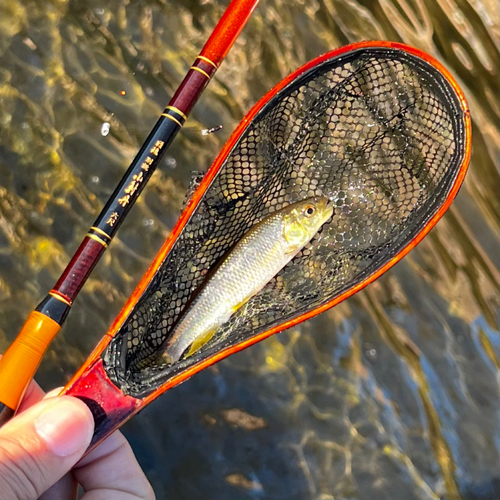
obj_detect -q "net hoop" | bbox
[63,41,471,434]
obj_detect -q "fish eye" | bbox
[305,205,315,216]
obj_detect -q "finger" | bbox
[43,387,64,400]
[15,379,45,413]
[38,472,77,500]
[75,430,154,500]
[0,396,94,500]
[37,390,78,500]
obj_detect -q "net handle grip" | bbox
[0,312,60,411]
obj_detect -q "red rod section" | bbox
[201,0,259,64]
[169,0,259,116]
[54,237,107,300]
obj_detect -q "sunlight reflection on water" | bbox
[0,0,498,499]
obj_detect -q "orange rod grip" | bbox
[0,311,60,410]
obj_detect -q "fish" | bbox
[161,197,334,364]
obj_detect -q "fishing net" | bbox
[103,46,468,397]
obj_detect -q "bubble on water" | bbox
[101,122,110,136]
[145,87,154,97]
[366,348,377,359]
[23,38,37,50]
[164,157,177,169]
[143,218,155,227]
[91,176,100,184]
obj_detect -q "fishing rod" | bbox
[0,0,260,426]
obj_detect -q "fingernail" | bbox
[35,398,94,457]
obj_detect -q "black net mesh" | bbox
[103,46,467,397]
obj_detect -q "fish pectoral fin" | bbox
[283,220,307,253]
[231,296,251,313]
[185,326,219,358]
[285,243,301,255]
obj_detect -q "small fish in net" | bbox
[160,197,333,364]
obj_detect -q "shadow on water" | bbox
[0,0,498,499]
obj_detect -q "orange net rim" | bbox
[67,40,472,407]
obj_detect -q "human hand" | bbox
[0,378,154,500]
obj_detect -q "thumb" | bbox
[0,396,94,500]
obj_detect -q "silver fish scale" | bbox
[163,212,291,361]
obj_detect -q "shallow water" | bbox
[0,0,498,499]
